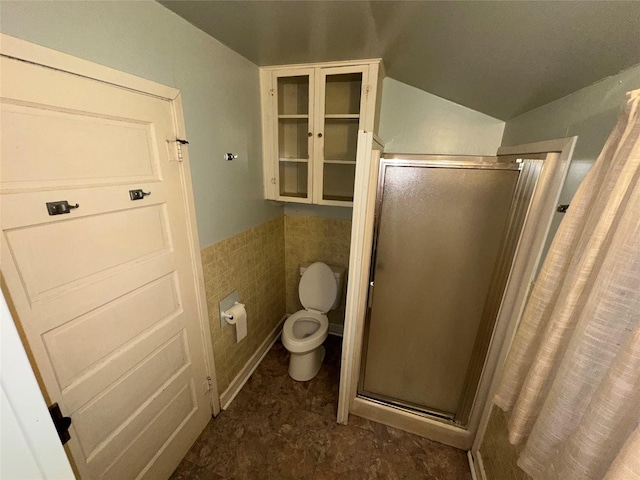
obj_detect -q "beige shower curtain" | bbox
[494,88,640,480]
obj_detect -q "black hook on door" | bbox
[46,201,79,216]
[129,189,151,201]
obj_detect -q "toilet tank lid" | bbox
[299,262,338,313]
[300,263,346,278]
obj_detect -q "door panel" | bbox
[31,252,176,334]
[42,274,179,388]
[1,56,167,193]
[361,162,519,417]
[1,103,157,188]
[59,314,186,415]
[101,383,195,480]
[0,55,211,479]
[7,205,170,300]
[73,332,188,454]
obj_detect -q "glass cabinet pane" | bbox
[323,163,355,202]
[278,76,309,115]
[278,118,308,160]
[276,74,311,200]
[321,71,362,202]
[324,119,358,161]
[325,73,362,115]
[279,161,308,198]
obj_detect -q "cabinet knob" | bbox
[317,133,323,138]
[308,132,313,137]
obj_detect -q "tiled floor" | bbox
[171,336,472,480]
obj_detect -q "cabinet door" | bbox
[272,68,314,202]
[314,65,369,205]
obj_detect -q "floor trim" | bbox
[468,451,478,480]
[470,450,488,480]
[328,324,344,337]
[219,315,287,410]
[351,396,472,450]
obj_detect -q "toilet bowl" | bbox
[281,262,339,381]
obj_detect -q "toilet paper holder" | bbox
[222,301,245,323]
[219,290,241,327]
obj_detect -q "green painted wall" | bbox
[379,78,505,156]
[502,63,640,252]
[0,0,282,248]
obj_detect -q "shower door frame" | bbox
[338,137,577,450]
[358,156,540,426]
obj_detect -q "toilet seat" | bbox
[298,262,338,314]
[282,310,328,353]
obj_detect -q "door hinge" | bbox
[364,85,372,97]
[167,138,189,162]
[269,88,275,97]
[202,376,213,395]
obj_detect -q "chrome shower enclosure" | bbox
[358,154,543,427]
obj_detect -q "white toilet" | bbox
[281,262,344,381]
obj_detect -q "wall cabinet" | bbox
[260,60,383,206]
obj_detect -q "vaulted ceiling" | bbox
[160,1,640,120]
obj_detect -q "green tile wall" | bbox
[284,215,352,329]
[201,217,286,393]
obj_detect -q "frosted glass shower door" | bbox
[359,160,520,421]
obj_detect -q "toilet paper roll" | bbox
[224,303,247,342]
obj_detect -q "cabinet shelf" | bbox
[322,194,354,202]
[280,191,308,199]
[279,158,309,163]
[278,114,309,119]
[324,159,356,165]
[324,114,360,119]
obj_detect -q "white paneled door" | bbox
[0,53,213,479]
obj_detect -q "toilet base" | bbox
[288,345,326,381]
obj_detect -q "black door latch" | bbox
[48,402,72,445]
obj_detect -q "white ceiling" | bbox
[160,1,640,120]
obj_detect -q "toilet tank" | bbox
[300,263,346,310]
